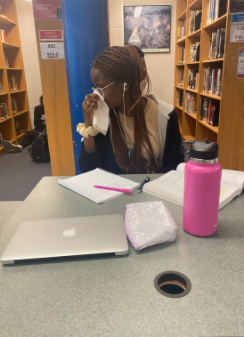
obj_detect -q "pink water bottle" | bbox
[180,139,222,237]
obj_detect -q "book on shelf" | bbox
[207,0,227,24]
[179,46,185,64]
[0,29,6,42]
[178,20,186,40]
[189,42,200,62]
[4,54,9,68]
[218,28,225,58]
[188,69,198,89]
[11,97,18,114]
[15,119,20,135]
[143,163,244,210]
[8,76,18,91]
[216,69,222,96]
[211,32,217,59]
[200,97,220,126]
[178,69,184,86]
[0,81,2,93]
[210,68,218,94]
[0,131,3,142]
[177,89,183,107]
[189,10,202,34]
[185,92,197,114]
[203,67,222,95]
[0,103,8,120]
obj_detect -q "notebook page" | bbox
[219,183,242,209]
[221,170,244,189]
[58,169,140,204]
[143,171,184,205]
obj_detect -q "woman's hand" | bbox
[82,94,99,127]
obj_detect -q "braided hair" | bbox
[92,44,159,174]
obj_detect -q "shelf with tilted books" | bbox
[0,0,31,156]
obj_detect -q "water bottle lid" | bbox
[180,139,218,160]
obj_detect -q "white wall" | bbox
[108,0,176,105]
[15,0,43,127]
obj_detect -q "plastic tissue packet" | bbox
[125,201,177,250]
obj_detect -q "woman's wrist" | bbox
[84,117,93,128]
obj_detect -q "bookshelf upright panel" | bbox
[0,0,31,155]
[174,0,244,170]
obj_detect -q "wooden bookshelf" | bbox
[174,0,244,170]
[0,0,31,156]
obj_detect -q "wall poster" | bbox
[123,5,171,53]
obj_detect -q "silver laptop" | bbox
[1,214,128,265]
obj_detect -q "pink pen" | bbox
[94,185,133,194]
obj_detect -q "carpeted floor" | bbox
[0,148,51,201]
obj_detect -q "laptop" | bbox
[1,214,128,265]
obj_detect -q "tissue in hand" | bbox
[92,89,109,136]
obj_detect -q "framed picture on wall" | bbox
[123,5,171,53]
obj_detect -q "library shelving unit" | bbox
[174,0,244,170]
[0,0,31,156]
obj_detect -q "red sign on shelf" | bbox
[39,30,63,41]
[32,0,62,21]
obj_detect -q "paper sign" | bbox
[230,14,244,42]
[237,47,244,79]
[39,30,63,41]
[32,0,62,20]
[40,43,65,59]
[229,0,244,14]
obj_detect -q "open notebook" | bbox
[58,168,140,204]
[143,163,244,210]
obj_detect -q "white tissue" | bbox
[92,89,109,136]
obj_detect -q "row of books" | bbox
[178,20,186,40]
[8,76,18,91]
[209,28,226,60]
[177,89,183,107]
[178,69,184,87]
[185,93,197,114]
[200,98,220,126]
[189,42,200,62]
[189,10,202,34]
[0,103,8,120]
[207,0,227,24]
[203,68,222,96]
[0,29,6,42]
[0,98,19,116]
[188,69,199,90]
[179,47,185,64]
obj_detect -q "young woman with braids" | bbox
[79,44,184,174]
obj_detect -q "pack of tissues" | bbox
[125,201,177,250]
